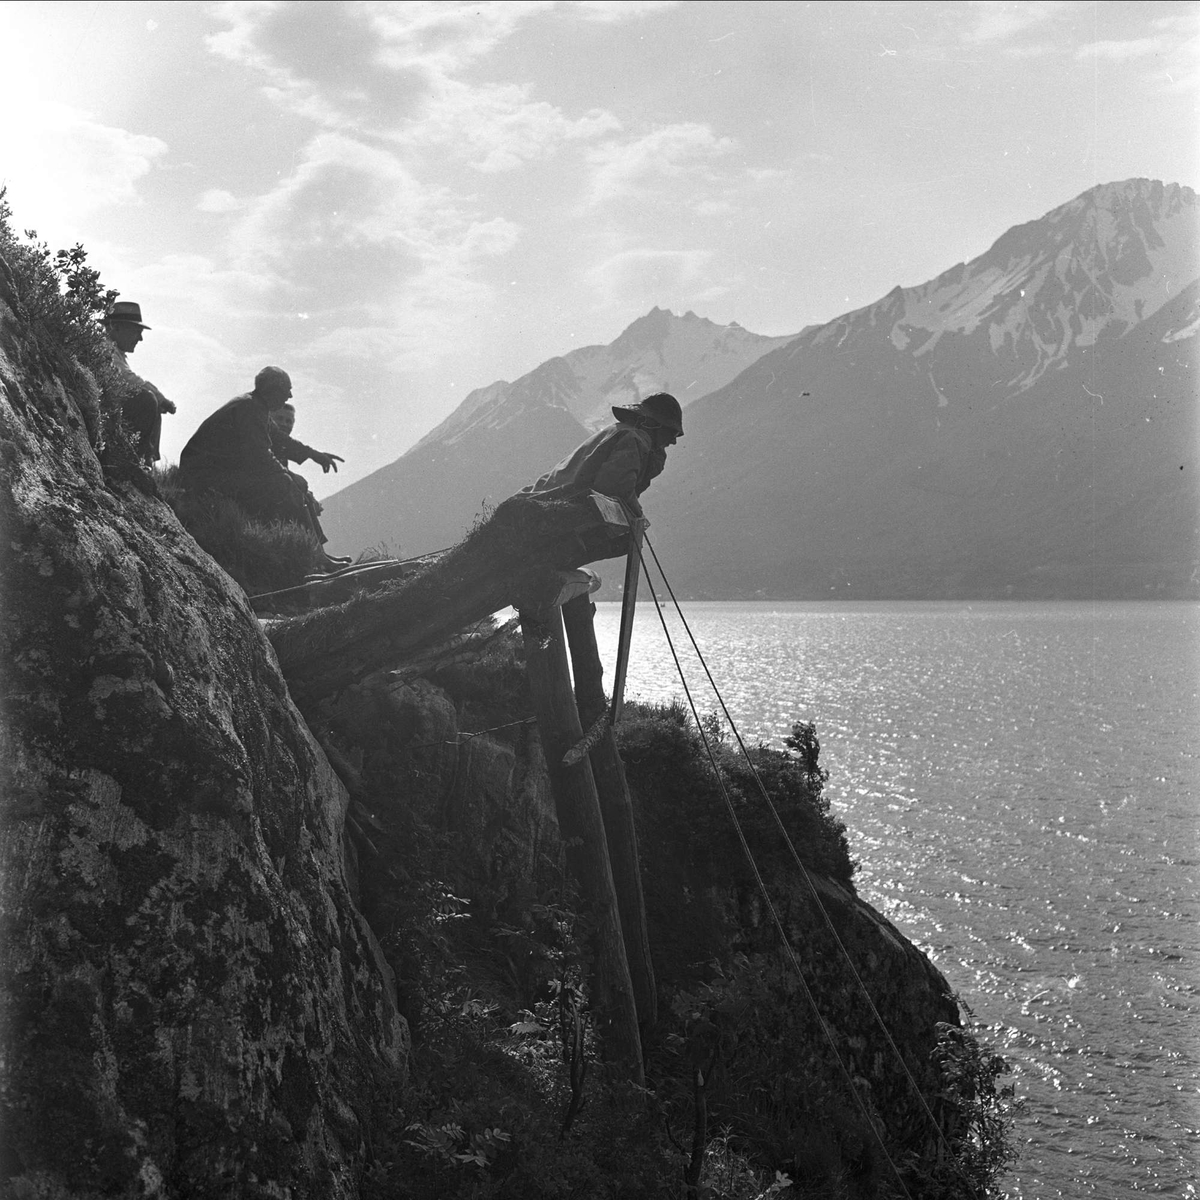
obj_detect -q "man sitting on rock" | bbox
[179,367,333,556]
[269,402,350,566]
[521,392,683,519]
[103,300,176,463]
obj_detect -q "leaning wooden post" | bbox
[518,596,644,1084]
[609,518,644,724]
[561,594,658,1030]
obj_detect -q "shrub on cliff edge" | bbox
[617,699,856,888]
[0,188,124,451]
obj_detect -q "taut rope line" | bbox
[637,532,979,1195]
[633,539,916,1200]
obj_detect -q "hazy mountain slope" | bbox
[554,307,801,430]
[648,180,1198,599]
[324,357,590,556]
[322,310,796,556]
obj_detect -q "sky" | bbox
[1,0,1197,495]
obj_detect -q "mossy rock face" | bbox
[0,254,408,1197]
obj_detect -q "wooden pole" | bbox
[562,594,658,1030]
[610,521,644,724]
[518,601,644,1084]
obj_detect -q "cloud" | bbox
[208,1,408,129]
[210,127,523,371]
[118,252,277,318]
[571,1,679,21]
[296,212,522,371]
[0,98,166,233]
[369,1,556,76]
[1076,36,1163,62]
[400,78,620,173]
[584,123,736,207]
[1076,11,1200,91]
[961,1,1072,46]
[197,188,243,213]
[953,2,1199,81]
[587,247,715,310]
[228,132,431,269]
[209,1,620,171]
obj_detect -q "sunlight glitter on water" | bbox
[594,599,1200,1198]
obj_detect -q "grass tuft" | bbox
[155,463,321,595]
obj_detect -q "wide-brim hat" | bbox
[612,391,684,434]
[105,300,150,329]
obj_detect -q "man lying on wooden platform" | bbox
[519,392,683,519]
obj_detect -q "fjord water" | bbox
[593,600,1199,1198]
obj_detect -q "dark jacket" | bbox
[522,422,665,517]
[180,393,291,481]
[271,433,319,468]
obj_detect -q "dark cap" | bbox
[105,301,149,329]
[254,366,292,394]
[612,392,683,434]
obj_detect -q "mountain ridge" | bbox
[323,307,797,555]
[648,178,1197,599]
[324,178,1198,597]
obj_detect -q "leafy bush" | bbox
[926,1020,1021,1198]
[358,873,678,1199]
[0,188,126,451]
[617,701,855,888]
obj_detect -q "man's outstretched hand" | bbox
[314,451,345,473]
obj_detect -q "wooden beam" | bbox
[561,594,658,1031]
[518,601,644,1083]
[268,493,630,702]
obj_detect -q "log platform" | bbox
[265,489,655,1078]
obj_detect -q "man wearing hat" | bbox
[103,300,176,463]
[521,392,684,519]
[179,367,338,559]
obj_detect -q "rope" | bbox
[633,541,917,1200]
[638,534,981,1196]
[407,716,537,750]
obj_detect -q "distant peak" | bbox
[1048,178,1194,222]
[609,306,676,353]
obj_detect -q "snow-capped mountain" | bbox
[883,179,1196,386]
[322,310,796,556]
[649,179,1198,598]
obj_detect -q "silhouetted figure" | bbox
[269,403,350,566]
[522,392,683,518]
[269,401,344,474]
[179,366,314,531]
[103,300,175,463]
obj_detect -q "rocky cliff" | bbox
[0,256,407,1196]
[307,653,979,1196]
